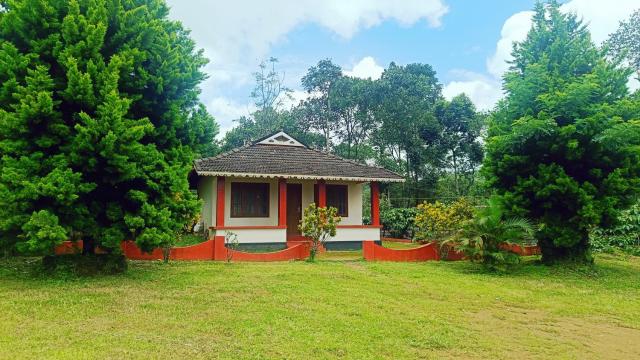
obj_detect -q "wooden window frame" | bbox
[315,184,348,217]
[230,182,270,218]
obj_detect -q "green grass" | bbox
[1,255,639,359]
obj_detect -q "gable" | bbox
[256,131,304,147]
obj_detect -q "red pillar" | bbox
[278,178,287,227]
[317,180,326,207]
[216,176,225,227]
[371,181,380,226]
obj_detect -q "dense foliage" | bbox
[0,0,218,255]
[591,203,640,256]
[450,197,535,272]
[484,1,640,263]
[380,203,417,239]
[414,198,474,241]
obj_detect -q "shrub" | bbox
[414,198,474,241]
[591,204,640,256]
[448,197,535,272]
[380,205,417,239]
[225,231,239,263]
[299,204,340,261]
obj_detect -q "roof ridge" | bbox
[309,147,403,174]
[193,143,252,164]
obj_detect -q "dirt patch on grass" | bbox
[471,305,640,359]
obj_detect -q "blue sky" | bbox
[166,0,639,134]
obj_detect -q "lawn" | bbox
[1,254,639,359]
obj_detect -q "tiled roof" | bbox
[194,133,404,182]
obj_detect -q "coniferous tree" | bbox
[484,1,640,263]
[0,0,218,255]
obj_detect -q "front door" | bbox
[286,183,302,238]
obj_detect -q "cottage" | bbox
[193,131,404,250]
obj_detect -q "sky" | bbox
[165,0,640,135]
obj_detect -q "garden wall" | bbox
[362,240,439,261]
[55,237,309,262]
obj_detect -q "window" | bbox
[231,182,270,217]
[314,184,349,217]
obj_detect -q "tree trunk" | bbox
[82,236,96,255]
[539,231,592,265]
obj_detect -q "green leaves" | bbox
[484,1,640,263]
[0,0,215,256]
[299,203,341,261]
[18,210,67,254]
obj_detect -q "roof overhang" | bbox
[195,170,405,183]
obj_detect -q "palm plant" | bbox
[449,196,535,271]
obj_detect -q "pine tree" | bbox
[0,0,218,255]
[484,1,640,263]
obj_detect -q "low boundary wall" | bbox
[362,240,439,261]
[54,239,539,262]
[55,237,309,262]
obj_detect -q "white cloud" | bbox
[442,71,503,111]
[445,0,639,111]
[344,56,385,80]
[206,97,256,136]
[486,11,533,78]
[561,0,639,44]
[165,0,449,133]
[167,0,448,66]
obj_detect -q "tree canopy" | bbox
[0,0,218,255]
[484,1,640,263]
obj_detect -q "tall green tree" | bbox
[330,76,377,161]
[435,94,484,197]
[222,58,321,150]
[300,59,342,149]
[373,62,444,206]
[484,1,640,263]
[0,0,217,255]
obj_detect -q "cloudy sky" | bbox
[165,0,640,135]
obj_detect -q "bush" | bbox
[299,204,341,261]
[380,205,417,239]
[414,198,474,241]
[448,197,535,272]
[591,204,640,256]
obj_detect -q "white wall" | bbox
[198,176,372,242]
[331,227,380,242]
[217,228,286,243]
[198,177,214,229]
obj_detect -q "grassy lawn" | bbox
[1,255,639,359]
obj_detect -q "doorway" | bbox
[286,183,302,238]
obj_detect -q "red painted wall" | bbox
[56,238,309,262]
[216,176,225,227]
[371,182,380,226]
[362,241,439,261]
[317,180,326,207]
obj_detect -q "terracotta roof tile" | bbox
[194,143,404,182]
